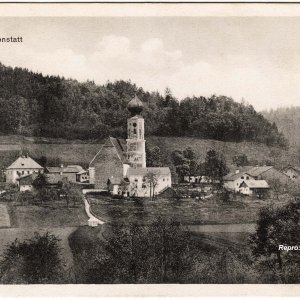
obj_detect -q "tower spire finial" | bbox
[127,95,144,116]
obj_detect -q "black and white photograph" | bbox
[0,2,299,295]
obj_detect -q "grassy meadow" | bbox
[88,195,289,225]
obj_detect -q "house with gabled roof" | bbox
[46,164,85,183]
[281,165,300,180]
[238,180,269,197]
[224,165,290,193]
[223,167,254,192]
[5,155,43,184]
[89,96,172,198]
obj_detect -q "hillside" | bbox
[147,136,298,169]
[0,62,286,147]
[0,136,297,173]
[263,107,300,147]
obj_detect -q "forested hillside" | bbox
[0,63,286,147]
[263,107,300,146]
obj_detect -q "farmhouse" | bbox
[238,180,269,197]
[46,165,85,183]
[224,166,290,193]
[223,167,254,192]
[5,155,43,184]
[89,95,172,197]
[246,166,290,186]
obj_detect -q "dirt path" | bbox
[0,204,10,228]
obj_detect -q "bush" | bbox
[0,232,66,283]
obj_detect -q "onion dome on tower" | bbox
[127,95,144,116]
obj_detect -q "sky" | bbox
[1,17,300,111]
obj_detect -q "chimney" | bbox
[235,169,240,174]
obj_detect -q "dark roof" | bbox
[109,137,128,164]
[45,174,68,185]
[89,137,128,166]
[127,95,144,115]
[223,166,253,181]
[46,165,84,174]
[224,166,274,181]
[246,166,273,177]
[17,173,38,185]
[282,165,300,173]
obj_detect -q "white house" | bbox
[6,155,44,184]
[223,168,254,192]
[238,180,269,196]
[126,167,171,197]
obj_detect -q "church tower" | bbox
[126,95,146,168]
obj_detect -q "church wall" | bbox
[128,173,172,197]
[93,146,124,189]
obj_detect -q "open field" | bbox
[88,196,289,225]
[0,135,298,170]
[6,202,87,228]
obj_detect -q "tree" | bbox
[287,180,300,200]
[249,201,300,283]
[37,155,47,168]
[144,171,159,200]
[171,147,198,183]
[82,218,192,283]
[32,173,47,190]
[204,150,229,189]
[32,173,48,205]
[268,178,284,200]
[233,154,249,166]
[146,145,162,167]
[0,232,65,283]
[59,182,83,207]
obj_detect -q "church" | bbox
[89,95,172,198]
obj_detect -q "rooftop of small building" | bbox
[240,180,269,189]
[224,166,274,181]
[7,155,43,170]
[46,165,84,174]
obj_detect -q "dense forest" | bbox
[0,63,286,147]
[263,107,300,147]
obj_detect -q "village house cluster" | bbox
[2,96,172,198]
[1,96,298,200]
